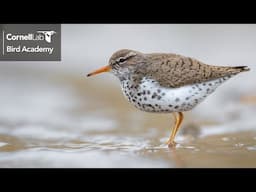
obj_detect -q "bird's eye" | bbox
[119,58,125,63]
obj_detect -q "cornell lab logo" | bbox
[5,30,56,43]
[37,31,56,43]
[0,24,61,61]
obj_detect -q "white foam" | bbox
[0,149,170,168]
[0,142,8,147]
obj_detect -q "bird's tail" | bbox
[232,66,250,72]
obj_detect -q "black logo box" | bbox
[0,24,61,61]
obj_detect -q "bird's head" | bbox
[87,49,145,80]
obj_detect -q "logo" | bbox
[37,31,56,43]
[0,24,61,61]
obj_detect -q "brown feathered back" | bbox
[142,53,249,88]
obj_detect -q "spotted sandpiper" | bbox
[87,49,250,147]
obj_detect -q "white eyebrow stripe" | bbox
[125,51,137,58]
[116,52,137,62]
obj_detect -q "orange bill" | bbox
[87,65,111,77]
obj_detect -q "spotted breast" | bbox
[121,75,233,113]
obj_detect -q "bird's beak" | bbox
[87,65,111,77]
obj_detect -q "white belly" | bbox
[121,76,231,113]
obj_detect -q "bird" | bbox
[87,49,250,147]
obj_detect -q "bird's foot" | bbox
[167,140,177,148]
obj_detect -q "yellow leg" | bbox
[166,112,184,147]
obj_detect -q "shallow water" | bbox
[0,65,256,168]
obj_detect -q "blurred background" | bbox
[0,24,256,167]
